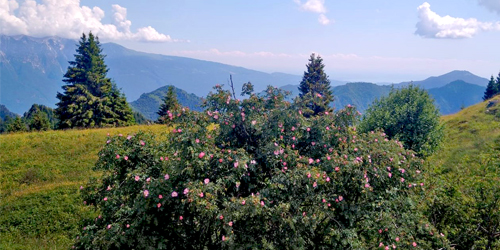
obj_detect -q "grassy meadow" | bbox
[0,125,168,249]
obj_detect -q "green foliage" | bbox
[75,84,448,249]
[157,86,181,124]
[7,116,28,133]
[483,75,499,101]
[24,104,54,131]
[55,32,134,129]
[296,53,334,117]
[360,85,443,157]
[133,111,150,125]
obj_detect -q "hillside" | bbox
[424,95,500,248]
[428,80,485,115]
[130,85,204,120]
[0,35,302,114]
[0,125,169,249]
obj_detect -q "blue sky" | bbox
[2,0,500,82]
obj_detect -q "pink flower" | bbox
[412,242,417,247]
[80,186,83,190]
[159,195,163,199]
[124,156,128,161]
[199,192,204,198]
[260,201,265,207]
[195,138,200,143]
[395,237,400,242]
[307,173,311,178]
[234,162,238,168]
[308,158,314,164]
[183,188,189,195]
[103,197,108,201]
[204,178,210,184]
[116,154,120,159]
[322,199,326,203]
[199,152,205,158]
[241,200,246,205]
[106,140,110,144]
[127,135,132,140]
[126,224,130,228]
[307,127,311,132]
[172,191,178,197]
[179,216,183,220]
[144,190,149,197]
[228,221,233,226]
[222,235,226,241]
[313,182,317,188]
[388,173,392,178]
[135,175,140,181]
[335,167,340,172]
[107,224,112,229]
[219,215,224,220]
[326,177,330,182]
[140,140,145,146]
[164,174,170,180]
[420,183,424,186]
[160,156,164,161]
[157,203,161,208]
[338,196,343,201]
[146,177,151,182]
[401,178,405,182]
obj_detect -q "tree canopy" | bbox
[296,53,334,117]
[359,85,443,157]
[55,32,134,129]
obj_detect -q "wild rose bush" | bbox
[74,85,449,249]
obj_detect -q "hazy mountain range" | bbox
[0,34,489,117]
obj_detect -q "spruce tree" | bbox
[296,53,333,117]
[157,86,180,123]
[55,32,134,129]
[483,76,498,101]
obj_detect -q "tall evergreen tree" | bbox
[55,32,134,129]
[157,86,180,123]
[483,75,498,101]
[296,53,333,117]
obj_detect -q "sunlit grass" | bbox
[0,124,168,249]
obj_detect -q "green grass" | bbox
[0,125,168,249]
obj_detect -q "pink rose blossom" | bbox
[143,190,149,197]
[135,175,140,181]
[171,191,178,197]
[199,152,205,158]
[228,221,233,226]
[179,216,183,220]
[157,203,161,208]
[199,192,204,198]
[241,200,246,205]
[116,154,120,159]
[164,174,170,180]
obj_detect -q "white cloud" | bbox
[477,0,500,15]
[294,0,331,25]
[318,14,331,25]
[0,0,179,42]
[415,2,500,39]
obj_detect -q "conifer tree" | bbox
[157,86,180,123]
[296,53,333,117]
[55,32,134,129]
[7,116,28,132]
[483,75,498,101]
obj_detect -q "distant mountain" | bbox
[0,104,18,120]
[332,82,392,113]
[398,70,488,89]
[429,80,485,115]
[280,80,485,115]
[0,35,303,114]
[130,86,203,120]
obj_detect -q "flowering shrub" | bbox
[74,85,449,249]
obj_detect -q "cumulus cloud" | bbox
[477,0,500,15]
[294,0,331,25]
[415,2,500,39]
[0,0,179,42]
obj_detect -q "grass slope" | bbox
[425,95,500,248]
[0,125,168,249]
